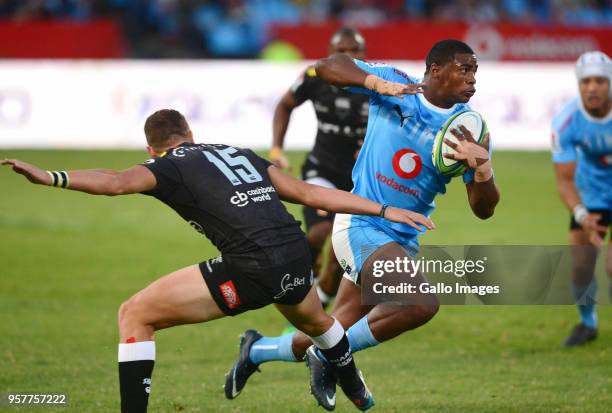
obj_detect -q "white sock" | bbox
[309,318,344,349]
[118,341,156,362]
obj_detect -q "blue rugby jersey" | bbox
[348,59,474,236]
[551,97,612,210]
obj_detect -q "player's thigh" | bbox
[122,264,225,330]
[275,287,332,337]
[361,241,439,315]
[307,220,333,246]
[330,278,372,329]
[357,242,439,341]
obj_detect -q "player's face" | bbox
[439,53,478,103]
[330,36,365,60]
[579,76,610,111]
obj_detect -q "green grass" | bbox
[0,150,610,412]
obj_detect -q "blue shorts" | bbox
[332,214,419,284]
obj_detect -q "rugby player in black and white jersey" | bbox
[271,28,369,306]
[1,109,434,412]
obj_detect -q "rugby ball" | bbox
[432,110,488,177]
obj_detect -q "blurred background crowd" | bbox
[0,0,611,58]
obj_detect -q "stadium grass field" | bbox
[1,150,610,413]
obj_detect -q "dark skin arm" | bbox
[271,90,300,170]
[315,53,369,87]
[315,54,424,95]
[443,126,500,220]
[465,179,499,220]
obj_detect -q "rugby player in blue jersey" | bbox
[227,39,499,410]
[551,51,611,347]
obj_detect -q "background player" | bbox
[551,51,612,347]
[233,39,500,410]
[271,27,369,306]
[1,109,435,412]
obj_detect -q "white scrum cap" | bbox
[575,51,611,81]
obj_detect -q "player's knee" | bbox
[411,300,440,325]
[422,302,440,322]
[118,294,147,330]
[297,314,333,338]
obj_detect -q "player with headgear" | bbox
[232,39,500,410]
[1,109,436,412]
[270,27,369,308]
[551,51,612,347]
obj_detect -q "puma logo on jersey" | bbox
[393,104,412,127]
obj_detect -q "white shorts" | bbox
[332,214,419,284]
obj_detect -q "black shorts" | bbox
[199,251,314,316]
[569,208,611,236]
[301,156,354,230]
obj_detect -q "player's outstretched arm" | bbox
[315,53,424,97]
[268,166,435,232]
[1,159,156,196]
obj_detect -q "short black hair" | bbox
[330,27,365,49]
[144,109,190,149]
[425,39,474,73]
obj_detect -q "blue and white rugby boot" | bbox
[224,329,262,399]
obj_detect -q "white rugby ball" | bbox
[432,110,488,177]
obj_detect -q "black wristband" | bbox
[379,204,388,218]
[46,170,69,188]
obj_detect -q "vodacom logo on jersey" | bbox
[376,148,421,198]
[392,149,422,179]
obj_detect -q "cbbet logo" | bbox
[230,191,249,207]
[392,149,422,179]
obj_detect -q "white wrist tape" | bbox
[572,204,588,225]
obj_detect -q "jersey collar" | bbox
[417,93,458,115]
[578,98,612,124]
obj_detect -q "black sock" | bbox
[319,334,362,394]
[119,360,154,413]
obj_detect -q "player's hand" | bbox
[443,126,492,182]
[364,75,424,98]
[270,147,292,172]
[581,213,608,247]
[1,159,52,185]
[384,207,435,232]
